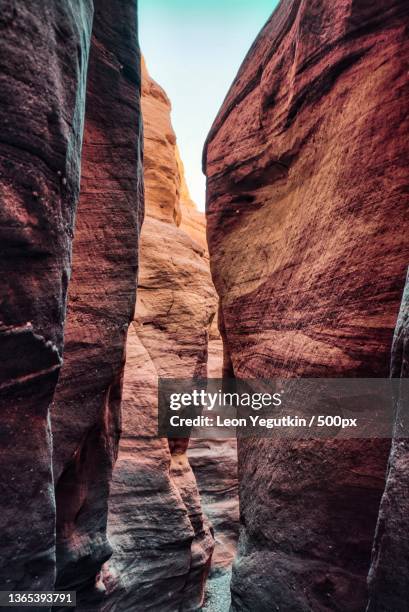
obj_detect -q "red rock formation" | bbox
[0,0,93,591]
[103,61,215,611]
[50,0,143,603]
[204,1,409,610]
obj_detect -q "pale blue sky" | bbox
[139,1,278,210]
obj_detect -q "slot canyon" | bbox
[0,1,408,612]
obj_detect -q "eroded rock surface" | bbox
[51,0,143,603]
[189,316,239,579]
[189,439,239,577]
[103,62,215,611]
[204,1,409,610]
[0,0,93,592]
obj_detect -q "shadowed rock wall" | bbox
[51,0,143,604]
[367,271,409,612]
[0,0,94,592]
[0,0,143,602]
[204,1,409,610]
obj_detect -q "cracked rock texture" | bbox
[102,61,216,611]
[51,0,143,605]
[0,0,93,592]
[204,0,409,610]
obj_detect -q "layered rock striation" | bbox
[204,1,409,610]
[188,438,239,577]
[188,316,239,579]
[103,61,216,611]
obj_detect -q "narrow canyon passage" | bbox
[0,1,239,609]
[1,1,409,611]
[101,60,239,611]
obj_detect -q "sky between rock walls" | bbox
[139,0,279,211]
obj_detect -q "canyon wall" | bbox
[204,1,409,610]
[102,61,216,611]
[0,3,238,606]
[0,0,94,592]
[0,0,143,601]
[51,0,143,604]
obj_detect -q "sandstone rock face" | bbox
[367,271,409,612]
[188,439,239,576]
[50,0,143,603]
[176,149,209,252]
[204,1,409,610]
[103,62,215,611]
[0,0,93,592]
[188,315,240,579]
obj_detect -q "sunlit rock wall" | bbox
[103,61,215,611]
